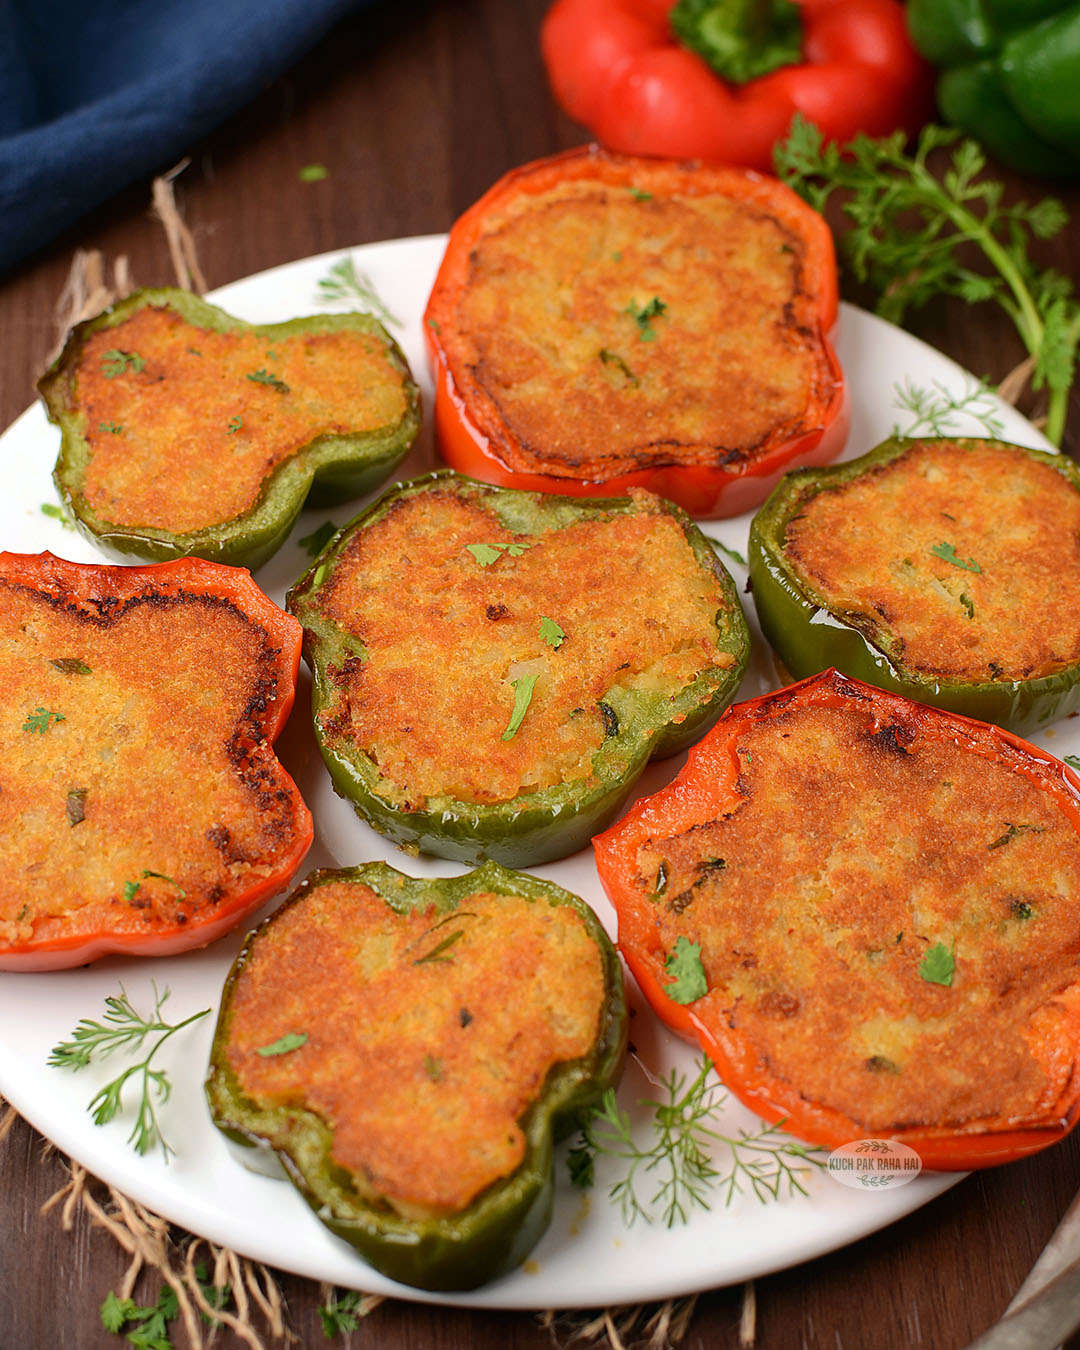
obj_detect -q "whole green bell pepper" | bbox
[907,0,1080,176]
[748,435,1080,732]
[205,859,628,1292]
[287,470,750,867]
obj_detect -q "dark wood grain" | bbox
[3,3,1080,1346]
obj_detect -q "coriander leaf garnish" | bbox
[931,541,981,573]
[66,787,88,827]
[124,870,187,904]
[413,928,467,965]
[299,163,328,182]
[227,415,243,434]
[319,1289,380,1337]
[467,543,503,566]
[775,115,1080,446]
[101,349,146,378]
[467,540,532,566]
[246,368,290,394]
[48,984,210,1160]
[988,822,1042,850]
[626,296,668,342]
[576,1055,825,1226]
[424,1054,442,1081]
[298,521,337,556]
[51,657,92,675]
[256,1032,308,1057]
[567,1139,595,1189]
[891,376,1006,439]
[315,255,402,328]
[663,936,707,1004]
[712,541,747,569]
[41,502,73,529]
[598,348,640,386]
[100,1285,178,1345]
[629,187,653,201]
[23,706,65,733]
[97,420,123,434]
[501,672,539,741]
[960,592,975,620]
[919,941,956,987]
[539,616,566,649]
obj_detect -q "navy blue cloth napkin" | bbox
[0,0,365,273]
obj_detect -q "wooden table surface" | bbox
[4,3,1080,1347]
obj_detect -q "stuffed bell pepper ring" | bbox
[287,470,750,866]
[748,435,1080,733]
[424,145,849,519]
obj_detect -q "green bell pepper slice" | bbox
[908,0,1080,175]
[748,436,1080,732]
[287,470,750,867]
[205,859,628,1292]
[39,287,421,570]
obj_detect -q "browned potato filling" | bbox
[455,183,828,470]
[638,700,1080,1133]
[784,441,1080,681]
[225,882,604,1216]
[0,579,300,948]
[314,487,734,804]
[78,306,409,533]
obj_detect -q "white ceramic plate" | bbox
[0,236,1073,1311]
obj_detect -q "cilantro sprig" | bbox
[575,1056,825,1227]
[467,540,531,566]
[246,368,289,394]
[101,1264,231,1346]
[892,376,1006,440]
[23,706,65,733]
[101,349,146,379]
[502,672,538,741]
[48,984,210,1160]
[256,1031,308,1057]
[319,1288,381,1337]
[919,941,956,987]
[626,296,668,342]
[776,116,1080,445]
[663,936,708,1004]
[931,541,981,573]
[298,520,338,556]
[315,255,402,328]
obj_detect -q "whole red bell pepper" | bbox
[542,0,933,173]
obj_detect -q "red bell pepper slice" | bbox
[425,146,849,519]
[0,553,313,971]
[594,668,1080,1169]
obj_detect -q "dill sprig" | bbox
[775,116,1080,446]
[578,1056,824,1227]
[315,255,402,328]
[891,376,1006,440]
[48,985,210,1162]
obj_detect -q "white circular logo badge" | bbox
[826,1139,923,1190]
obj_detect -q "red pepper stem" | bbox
[669,0,804,87]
